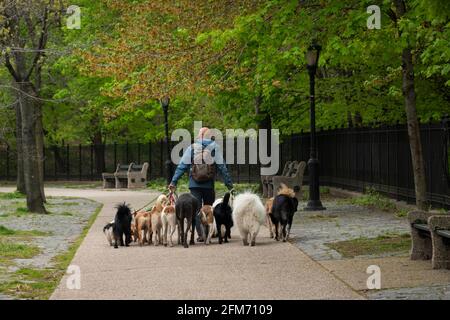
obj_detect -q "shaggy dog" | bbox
[232,192,266,246]
[134,210,152,245]
[113,203,133,248]
[265,197,275,238]
[213,192,233,244]
[199,205,215,244]
[270,184,298,242]
[103,220,115,246]
[175,193,200,248]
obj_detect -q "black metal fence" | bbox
[0,120,449,207]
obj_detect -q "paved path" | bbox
[1,187,363,299]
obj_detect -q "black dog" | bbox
[113,203,133,248]
[213,192,233,244]
[175,193,200,248]
[270,187,299,242]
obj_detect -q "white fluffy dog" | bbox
[232,192,266,246]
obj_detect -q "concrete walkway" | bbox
[1,187,363,299]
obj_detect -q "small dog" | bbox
[103,220,115,246]
[199,205,215,244]
[213,192,233,244]
[271,184,298,242]
[134,210,152,245]
[175,193,200,248]
[155,194,169,212]
[161,193,178,247]
[150,205,163,246]
[232,192,266,246]
[265,197,275,238]
[112,203,133,248]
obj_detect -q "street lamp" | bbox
[304,43,325,211]
[161,96,173,185]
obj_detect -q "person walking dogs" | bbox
[168,127,234,242]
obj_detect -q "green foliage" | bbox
[326,233,411,258]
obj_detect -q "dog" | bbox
[155,194,169,212]
[130,222,138,242]
[112,203,133,248]
[134,210,152,245]
[150,205,163,246]
[161,192,179,247]
[103,220,115,246]
[213,192,233,244]
[175,193,200,248]
[232,192,266,246]
[199,205,215,244]
[265,197,275,238]
[270,184,298,242]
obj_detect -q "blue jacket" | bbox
[170,139,233,189]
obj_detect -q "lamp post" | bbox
[161,96,173,185]
[304,44,325,211]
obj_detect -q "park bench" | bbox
[126,162,149,189]
[271,161,306,201]
[102,162,149,189]
[261,161,292,198]
[408,210,450,269]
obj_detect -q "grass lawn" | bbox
[0,191,102,299]
[326,233,411,258]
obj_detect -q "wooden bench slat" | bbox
[413,223,430,232]
[436,229,450,239]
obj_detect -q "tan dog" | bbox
[134,211,151,245]
[130,222,138,242]
[150,206,163,246]
[155,194,168,212]
[265,197,275,238]
[161,205,177,247]
[199,205,215,244]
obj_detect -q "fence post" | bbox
[126,141,129,164]
[79,144,82,180]
[90,144,94,181]
[396,121,400,200]
[114,142,117,167]
[67,144,70,180]
[148,142,152,180]
[138,143,141,164]
[54,145,57,180]
[6,145,9,181]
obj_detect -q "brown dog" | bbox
[150,205,163,246]
[134,210,151,245]
[265,198,275,238]
[199,205,215,244]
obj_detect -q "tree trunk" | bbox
[35,104,46,202]
[395,0,428,210]
[18,82,46,213]
[14,100,25,194]
[35,65,46,202]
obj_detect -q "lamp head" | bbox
[306,43,321,68]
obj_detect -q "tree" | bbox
[0,0,63,213]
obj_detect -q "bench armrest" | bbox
[428,215,450,231]
[407,210,435,225]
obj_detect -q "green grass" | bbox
[338,187,409,217]
[0,192,26,200]
[0,225,51,237]
[326,233,411,258]
[0,196,102,300]
[302,186,330,201]
[0,241,41,259]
